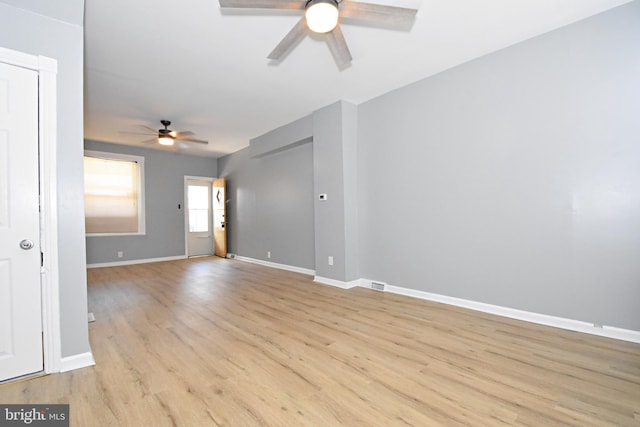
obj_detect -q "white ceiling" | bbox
[84,0,631,158]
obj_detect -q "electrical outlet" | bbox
[117,251,123,258]
[328,256,334,266]
[267,251,271,259]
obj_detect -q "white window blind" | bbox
[84,151,145,235]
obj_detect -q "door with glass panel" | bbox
[213,178,227,258]
[186,180,213,257]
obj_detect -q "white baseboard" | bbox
[87,255,187,269]
[234,256,315,276]
[60,351,95,373]
[357,279,640,344]
[313,276,360,289]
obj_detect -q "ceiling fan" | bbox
[219,0,418,67]
[120,120,208,147]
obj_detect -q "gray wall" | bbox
[340,102,359,281]
[312,101,359,281]
[218,140,316,270]
[85,140,218,264]
[0,0,84,25]
[357,1,640,330]
[250,115,313,158]
[0,1,89,358]
[218,103,360,278]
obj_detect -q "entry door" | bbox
[213,178,227,258]
[0,62,43,381]
[187,180,214,257]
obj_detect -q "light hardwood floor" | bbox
[1,257,639,426]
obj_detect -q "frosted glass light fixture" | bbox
[158,136,174,146]
[305,0,339,33]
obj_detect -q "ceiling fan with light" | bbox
[219,0,418,67]
[119,120,208,147]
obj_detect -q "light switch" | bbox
[319,194,328,201]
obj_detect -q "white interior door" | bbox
[0,61,43,381]
[187,180,214,257]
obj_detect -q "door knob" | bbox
[20,239,34,250]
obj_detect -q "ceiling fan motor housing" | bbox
[305,0,338,8]
[159,120,174,138]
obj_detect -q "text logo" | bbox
[0,405,69,426]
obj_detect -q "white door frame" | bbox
[0,46,61,374]
[184,175,216,257]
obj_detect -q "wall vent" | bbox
[371,282,385,291]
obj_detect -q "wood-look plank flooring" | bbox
[1,257,639,426]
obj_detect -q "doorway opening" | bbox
[185,178,214,257]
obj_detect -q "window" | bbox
[188,184,210,232]
[84,150,145,235]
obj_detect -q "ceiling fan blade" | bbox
[176,137,209,145]
[219,0,304,10]
[139,125,158,133]
[140,138,157,144]
[339,0,417,24]
[174,131,195,138]
[326,25,352,67]
[119,130,156,136]
[268,17,308,61]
